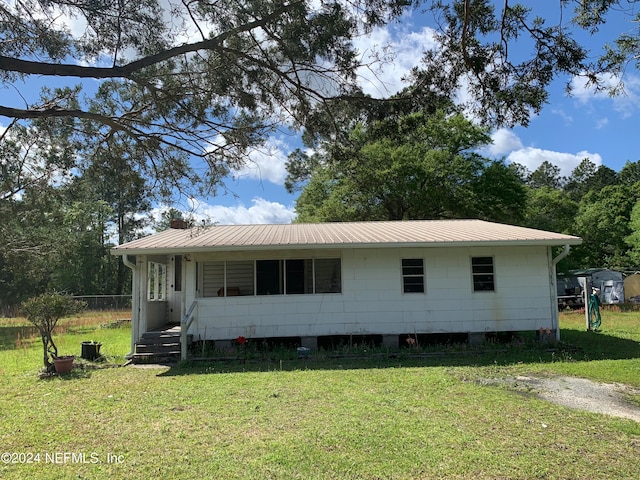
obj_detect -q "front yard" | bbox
[0,310,638,479]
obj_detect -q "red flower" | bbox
[236,336,247,345]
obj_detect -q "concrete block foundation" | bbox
[214,339,233,350]
[382,335,399,349]
[300,336,318,350]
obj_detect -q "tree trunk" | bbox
[39,328,59,372]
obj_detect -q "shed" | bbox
[624,274,640,303]
[573,268,625,304]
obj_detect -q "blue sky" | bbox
[3,2,639,227]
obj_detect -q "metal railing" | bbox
[181,300,198,360]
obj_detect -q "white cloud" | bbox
[571,73,620,102]
[506,147,603,178]
[483,129,603,178]
[354,25,438,98]
[197,197,296,225]
[153,197,296,226]
[570,73,640,118]
[551,109,574,125]
[233,137,290,185]
[486,128,523,156]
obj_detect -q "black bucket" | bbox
[81,341,102,361]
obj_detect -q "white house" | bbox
[111,220,581,359]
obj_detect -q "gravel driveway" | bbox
[497,375,640,422]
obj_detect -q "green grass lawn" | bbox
[0,309,639,479]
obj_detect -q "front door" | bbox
[169,255,184,323]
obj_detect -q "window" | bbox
[148,262,167,301]
[402,259,425,293]
[315,258,341,293]
[257,260,283,295]
[285,259,313,294]
[199,258,341,296]
[201,261,254,297]
[174,255,182,292]
[472,257,495,291]
[202,261,224,297]
[226,261,254,296]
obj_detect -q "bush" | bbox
[21,294,86,372]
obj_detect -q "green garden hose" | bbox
[588,292,602,330]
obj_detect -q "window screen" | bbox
[402,259,425,293]
[472,257,495,291]
[257,260,283,295]
[315,258,341,293]
[200,258,341,296]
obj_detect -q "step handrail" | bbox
[180,300,198,360]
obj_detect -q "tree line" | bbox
[0,146,188,307]
[0,128,150,306]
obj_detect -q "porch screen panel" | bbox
[202,261,224,297]
[285,259,313,294]
[257,260,284,295]
[226,261,254,296]
[315,258,341,293]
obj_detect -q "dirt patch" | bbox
[130,363,173,369]
[491,375,640,422]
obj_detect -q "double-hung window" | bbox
[402,259,425,293]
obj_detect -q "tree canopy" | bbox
[288,111,527,222]
[1,1,638,189]
[1,0,413,194]
[413,1,640,126]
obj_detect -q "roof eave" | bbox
[110,238,582,256]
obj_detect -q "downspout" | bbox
[122,254,135,270]
[551,245,571,341]
[122,255,138,359]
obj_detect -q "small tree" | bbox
[21,294,87,372]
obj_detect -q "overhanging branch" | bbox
[0,105,125,131]
[0,0,304,80]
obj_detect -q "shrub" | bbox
[21,294,86,372]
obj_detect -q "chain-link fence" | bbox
[71,295,132,311]
[0,295,132,317]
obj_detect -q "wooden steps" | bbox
[133,324,191,363]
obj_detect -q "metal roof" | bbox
[111,220,582,255]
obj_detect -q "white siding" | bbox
[185,246,555,340]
